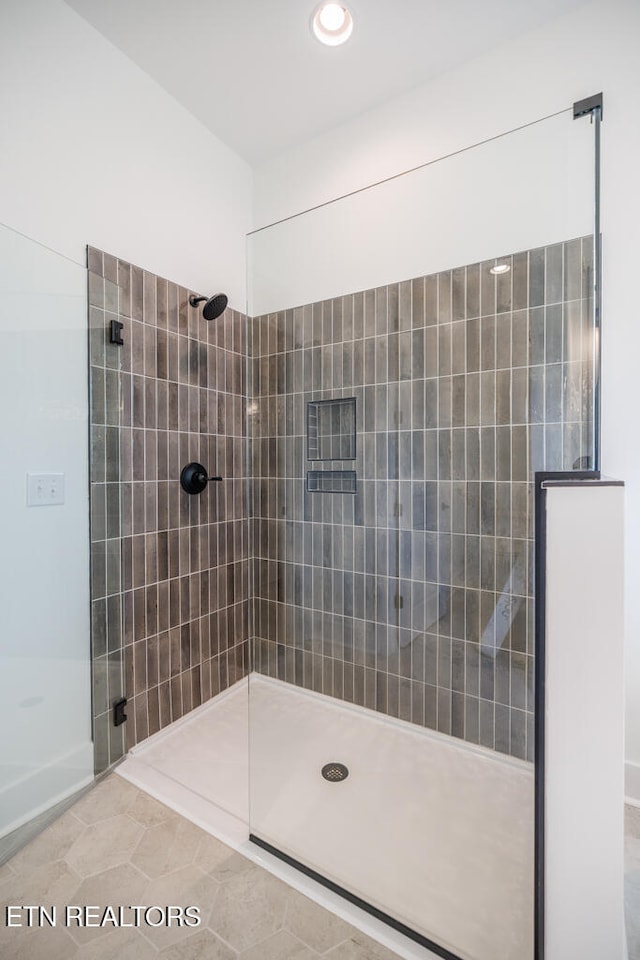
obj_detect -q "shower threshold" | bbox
[249,832,462,960]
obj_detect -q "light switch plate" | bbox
[27,473,65,506]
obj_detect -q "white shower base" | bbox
[117,678,250,847]
[117,674,533,960]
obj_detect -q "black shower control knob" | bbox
[180,462,223,495]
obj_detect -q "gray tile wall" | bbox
[249,238,594,761]
[88,247,249,773]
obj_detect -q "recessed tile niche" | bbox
[307,469,358,494]
[307,397,357,461]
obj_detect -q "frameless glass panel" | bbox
[0,225,93,850]
[247,110,595,960]
[87,250,127,774]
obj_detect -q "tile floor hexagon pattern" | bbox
[2,773,638,959]
[625,805,640,960]
[0,775,404,960]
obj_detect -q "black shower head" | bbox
[189,293,228,321]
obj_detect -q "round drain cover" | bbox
[321,762,349,782]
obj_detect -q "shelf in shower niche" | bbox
[306,470,357,494]
[307,397,356,461]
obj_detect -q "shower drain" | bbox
[321,762,349,782]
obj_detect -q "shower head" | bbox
[189,293,228,321]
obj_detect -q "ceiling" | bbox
[65,0,586,165]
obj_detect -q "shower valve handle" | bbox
[197,470,223,482]
[180,462,223,495]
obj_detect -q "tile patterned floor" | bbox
[0,775,403,960]
[2,773,637,959]
[626,805,640,960]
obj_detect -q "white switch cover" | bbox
[27,473,65,506]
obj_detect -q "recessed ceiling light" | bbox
[312,3,354,46]
[490,263,511,275]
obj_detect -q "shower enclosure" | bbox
[246,108,598,960]
[0,97,603,960]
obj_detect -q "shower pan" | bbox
[245,105,600,960]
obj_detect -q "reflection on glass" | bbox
[247,111,596,960]
[0,225,93,850]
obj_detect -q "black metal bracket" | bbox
[109,319,124,345]
[573,91,604,469]
[573,92,603,120]
[113,698,127,727]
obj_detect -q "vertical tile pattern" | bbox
[89,248,249,771]
[249,238,594,761]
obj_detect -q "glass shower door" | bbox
[247,108,596,960]
[0,224,93,852]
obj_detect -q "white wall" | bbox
[0,0,251,826]
[252,0,640,785]
[0,224,94,835]
[544,483,625,959]
[0,0,252,307]
[249,110,592,315]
